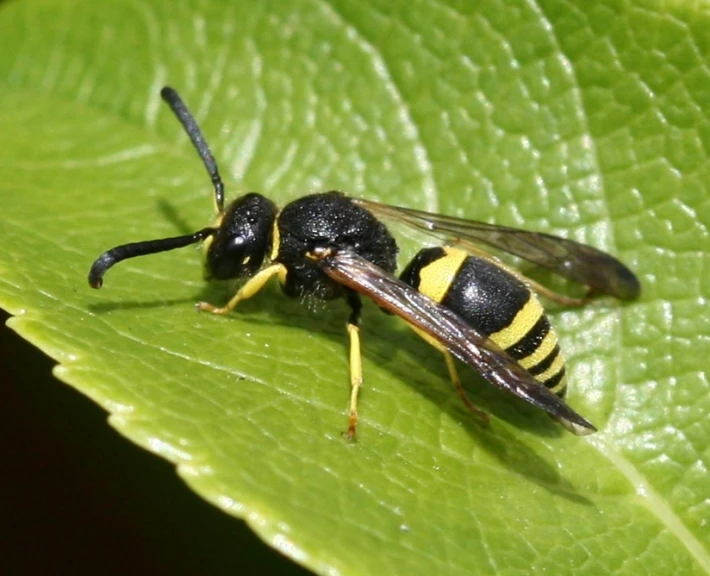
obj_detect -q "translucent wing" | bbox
[312,248,597,435]
[356,199,640,301]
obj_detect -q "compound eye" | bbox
[226,235,246,254]
[221,235,250,266]
[206,233,250,280]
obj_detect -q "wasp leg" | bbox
[441,349,489,424]
[197,263,286,314]
[407,323,489,425]
[522,277,591,307]
[344,291,363,441]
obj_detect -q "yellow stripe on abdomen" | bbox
[489,297,544,350]
[518,330,558,370]
[534,353,565,385]
[417,247,468,303]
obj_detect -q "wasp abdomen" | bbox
[400,246,567,396]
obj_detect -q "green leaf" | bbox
[1,0,708,574]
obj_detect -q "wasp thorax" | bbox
[204,193,277,280]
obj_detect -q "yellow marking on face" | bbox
[202,234,214,256]
[489,296,544,350]
[534,353,566,385]
[201,213,224,257]
[417,247,468,303]
[519,330,559,370]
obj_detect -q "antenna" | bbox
[160,86,225,213]
[88,227,216,288]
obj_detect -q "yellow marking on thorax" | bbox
[417,247,468,304]
[519,330,559,370]
[489,296,543,350]
[534,353,565,385]
[269,216,281,262]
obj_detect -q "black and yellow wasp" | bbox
[89,87,641,440]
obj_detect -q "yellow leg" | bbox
[197,264,285,314]
[408,324,489,425]
[343,292,363,441]
[346,322,362,441]
[442,350,489,424]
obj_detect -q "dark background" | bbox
[0,311,309,575]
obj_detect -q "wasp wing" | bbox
[356,199,640,301]
[314,248,596,435]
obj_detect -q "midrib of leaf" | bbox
[590,434,710,573]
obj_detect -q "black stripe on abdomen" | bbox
[505,315,550,360]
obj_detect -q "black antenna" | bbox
[88,227,216,289]
[160,86,225,213]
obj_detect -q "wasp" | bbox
[88,87,641,440]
